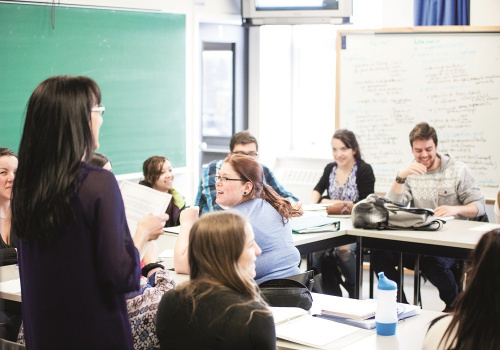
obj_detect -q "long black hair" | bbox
[12,75,100,241]
[333,129,362,161]
[438,229,500,349]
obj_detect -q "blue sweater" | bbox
[233,199,300,284]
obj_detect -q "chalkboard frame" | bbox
[335,26,500,202]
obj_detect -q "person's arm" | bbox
[312,163,335,203]
[310,190,322,204]
[434,164,486,218]
[0,247,17,266]
[390,163,427,195]
[385,163,426,204]
[133,213,168,255]
[263,165,299,202]
[93,171,141,293]
[355,161,376,201]
[433,203,479,218]
[174,206,199,274]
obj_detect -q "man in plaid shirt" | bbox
[195,130,300,214]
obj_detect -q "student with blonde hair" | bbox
[157,211,275,349]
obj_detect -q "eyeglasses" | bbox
[232,151,258,157]
[214,175,246,183]
[91,105,105,116]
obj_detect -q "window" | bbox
[257,0,383,157]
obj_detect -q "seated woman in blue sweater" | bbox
[175,154,301,284]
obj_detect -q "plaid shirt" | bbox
[195,159,299,214]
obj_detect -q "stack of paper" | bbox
[119,180,172,238]
[119,180,172,258]
[316,298,421,330]
[290,215,340,234]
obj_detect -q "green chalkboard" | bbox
[0,4,186,174]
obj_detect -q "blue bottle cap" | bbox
[378,272,397,290]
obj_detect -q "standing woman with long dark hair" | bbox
[11,76,140,350]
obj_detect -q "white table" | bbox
[1,219,492,303]
[0,264,21,302]
[276,292,444,350]
[349,219,489,300]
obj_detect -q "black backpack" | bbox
[351,194,445,231]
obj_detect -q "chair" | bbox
[285,270,315,291]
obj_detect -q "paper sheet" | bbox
[0,278,21,294]
[158,249,174,259]
[303,203,329,211]
[275,314,360,348]
[163,225,181,234]
[119,180,172,238]
[470,223,500,232]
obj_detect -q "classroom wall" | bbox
[10,0,241,205]
[248,0,500,219]
[9,0,500,209]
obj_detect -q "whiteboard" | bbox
[336,27,500,201]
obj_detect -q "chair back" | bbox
[284,270,314,291]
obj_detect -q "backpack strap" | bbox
[378,218,446,231]
[411,219,446,231]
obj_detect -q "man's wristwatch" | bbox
[395,175,406,184]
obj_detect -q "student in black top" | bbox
[0,148,17,267]
[0,148,22,342]
[156,211,276,350]
[311,130,375,297]
[139,156,186,227]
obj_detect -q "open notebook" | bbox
[270,307,362,348]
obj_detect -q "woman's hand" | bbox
[134,213,168,255]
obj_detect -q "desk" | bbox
[0,264,21,302]
[292,218,355,255]
[276,292,444,350]
[1,219,490,303]
[350,219,487,302]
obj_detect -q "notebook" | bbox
[271,307,361,348]
[320,297,378,320]
[290,216,341,234]
[316,303,421,329]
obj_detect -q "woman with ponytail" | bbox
[174,154,301,284]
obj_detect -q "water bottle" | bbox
[375,272,398,336]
